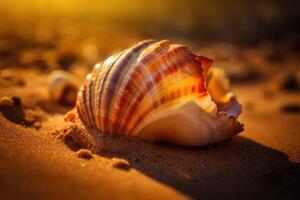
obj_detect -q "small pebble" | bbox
[12,96,21,105]
[0,96,21,107]
[32,121,41,129]
[55,134,64,140]
[76,149,93,160]
[64,110,76,123]
[58,52,78,70]
[0,70,25,86]
[0,96,41,127]
[0,96,14,106]
[280,71,300,92]
[1,69,12,79]
[281,103,300,114]
[112,158,131,171]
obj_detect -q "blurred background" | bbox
[1,2,300,199]
[0,0,299,84]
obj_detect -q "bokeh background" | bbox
[0,2,300,199]
[0,0,299,83]
[1,0,300,43]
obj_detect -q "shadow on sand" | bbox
[78,134,300,199]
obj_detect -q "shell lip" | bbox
[135,99,243,147]
[216,96,242,118]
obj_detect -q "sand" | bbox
[0,1,300,198]
[0,66,299,200]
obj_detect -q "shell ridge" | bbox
[122,49,206,134]
[93,63,104,129]
[81,79,93,126]
[118,45,193,134]
[101,40,156,133]
[90,65,105,129]
[112,40,171,134]
[88,77,96,126]
[98,52,125,131]
[76,92,88,125]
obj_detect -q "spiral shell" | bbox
[76,39,243,146]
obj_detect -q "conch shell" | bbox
[76,40,243,146]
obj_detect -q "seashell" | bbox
[76,39,243,146]
[48,70,79,106]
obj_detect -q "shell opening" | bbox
[134,66,243,146]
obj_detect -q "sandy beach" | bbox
[0,67,299,200]
[0,1,300,198]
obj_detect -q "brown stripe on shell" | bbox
[96,52,124,132]
[76,91,86,124]
[81,74,94,126]
[100,40,156,134]
[125,73,208,135]
[116,44,193,134]
[77,52,124,130]
[111,40,171,134]
[91,64,104,129]
[118,45,205,135]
